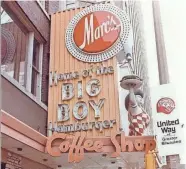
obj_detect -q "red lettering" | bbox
[111,132,121,158]
[46,132,156,163]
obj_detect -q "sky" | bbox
[140,0,186,162]
[140,0,186,123]
[152,0,186,124]
[140,0,186,100]
[157,0,186,161]
[159,0,186,111]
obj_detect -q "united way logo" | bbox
[156,97,175,114]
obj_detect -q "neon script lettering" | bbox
[79,14,121,49]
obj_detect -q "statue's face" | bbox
[136,95,144,106]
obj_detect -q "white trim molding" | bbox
[25,32,34,92]
[36,44,43,101]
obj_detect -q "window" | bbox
[1,7,27,85]
[1,7,43,100]
[31,38,42,97]
[31,39,39,96]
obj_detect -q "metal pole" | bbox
[152,0,170,84]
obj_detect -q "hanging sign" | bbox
[151,84,184,156]
[65,4,130,62]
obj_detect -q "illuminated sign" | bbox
[65,4,130,62]
[73,11,121,53]
[49,65,116,133]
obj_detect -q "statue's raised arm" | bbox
[120,75,150,136]
[128,87,143,115]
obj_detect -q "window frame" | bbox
[24,32,43,100]
[1,5,44,102]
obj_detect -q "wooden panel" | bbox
[48,9,120,138]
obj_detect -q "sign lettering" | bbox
[46,132,156,163]
[50,65,114,86]
[78,13,121,51]
[50,120,116,133]
[89,99,105,118]
[50,65,115,133]
[151,84,184,156]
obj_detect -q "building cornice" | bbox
[1,110,47,148]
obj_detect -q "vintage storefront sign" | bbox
[46,132,156,163]
[49,65,114,124]
[48,64,117,134]
[65,4,130,62]
[49,5,121,138]
[151,84,184,156]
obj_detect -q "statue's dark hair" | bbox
[125,89,144,111]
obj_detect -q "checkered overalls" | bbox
[128,110,150,136]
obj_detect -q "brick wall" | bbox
[16,1,50,41]
[41,1,61,104]
[42,43,50,105]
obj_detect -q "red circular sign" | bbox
[157,97,175,114]
[73,11,121,53]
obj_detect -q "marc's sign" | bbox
[65,4,130,63]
